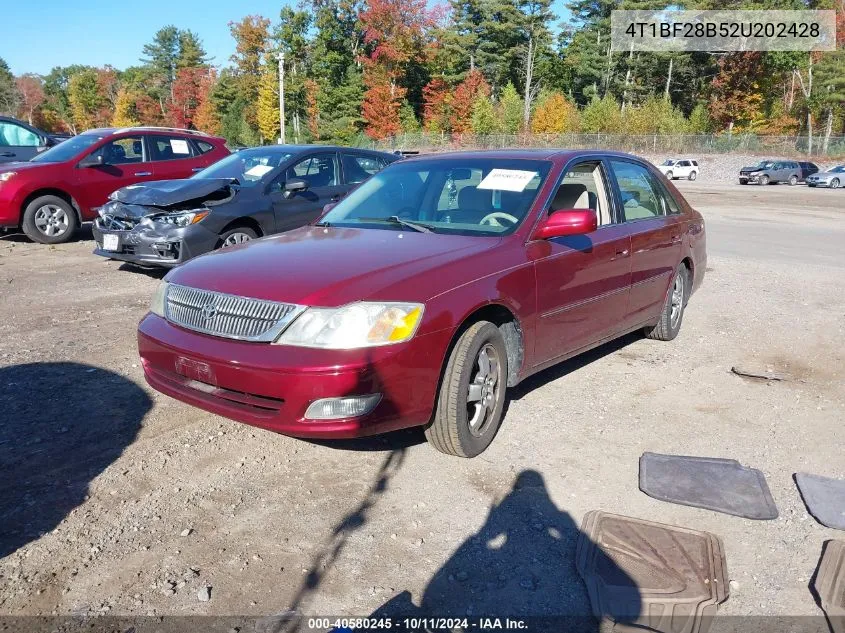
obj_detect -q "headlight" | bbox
[153,210,209,227]
[150,280,169,317]
[274,302,424,349]
[0,171,17,183]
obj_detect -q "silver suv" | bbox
[739,160,801,185]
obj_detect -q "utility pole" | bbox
[277,51,286,144]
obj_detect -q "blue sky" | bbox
[3,0,571,76]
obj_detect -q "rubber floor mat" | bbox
[813,540,845,633]
[639,452,778,520]
[796,473,845,531]
[576,511,729,633]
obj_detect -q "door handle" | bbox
[330,194,343,202]
[611,249,629,260]
[134,171,152,176]
[670,234,682,244]
[0,152,15,157]
[191,167,204,172]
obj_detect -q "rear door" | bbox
[74,134,152,213]
[0,120,45,163]
[607,158,683,328]
[268,152,345,232]
[146,134,207,180]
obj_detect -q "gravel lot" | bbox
[0,181,843,628]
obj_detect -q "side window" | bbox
[679,160,690,167]
[194,140,215,154]
[342,153,386,184]
[286,153,339,187]
[149,136,195,161]
[610,160,665,221]
[0,122,41,147]
[96,136,144,164]
[555,160,613,226]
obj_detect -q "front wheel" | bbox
[665,171,674,180]
[217,226,258,249]
[22,195,78,244]
[759,175,770,185]
[644,264,688,342]
[788,175,798,186]
[830,178,840,189]
[688,170,697,181]
[425,321,508,458]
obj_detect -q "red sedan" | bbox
[138,150,706,457]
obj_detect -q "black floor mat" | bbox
[639,452,778,520]
[796,473,845,531]
[813,540,845,633]
[576,511,729,633]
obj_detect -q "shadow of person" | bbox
[0,362,150,558]
[368,470,641,633]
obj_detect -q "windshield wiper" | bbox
[355,216,435,233]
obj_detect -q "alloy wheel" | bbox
[466,344,501,437]
[33,205,69,238]
[670,272,685,329]
[222,232,253,247]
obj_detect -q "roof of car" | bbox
[398,148,651,163]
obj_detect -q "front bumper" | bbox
[739,173,761,183]
[806,179,831,188]
[137,314,451,438]
[93,219,220,267]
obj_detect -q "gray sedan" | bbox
[806,165,845,189]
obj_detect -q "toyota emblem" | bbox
[201,302,218,321]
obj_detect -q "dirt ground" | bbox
[0,181,843,628]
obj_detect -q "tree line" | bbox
[0,0,843,149]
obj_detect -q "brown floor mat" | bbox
[576,511,729,633]
[814,540,845,633]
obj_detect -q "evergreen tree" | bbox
[0,58,19,116]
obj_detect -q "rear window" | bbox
[195,140,215,154]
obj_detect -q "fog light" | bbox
[304,394,382,420]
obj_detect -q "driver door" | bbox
[74,135,154,215]
[269,152,347,233]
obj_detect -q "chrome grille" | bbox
[165,284,303,342]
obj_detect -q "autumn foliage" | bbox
[450,70,490,134]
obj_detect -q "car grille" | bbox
[165,284,304,342]
[97,215,140,231]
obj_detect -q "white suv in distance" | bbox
[657,159,699,181]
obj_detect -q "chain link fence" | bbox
[360,132,845,159]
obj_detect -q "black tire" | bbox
[425,321,508,458]
[216,226,258,249]
[759,175,770,185]
[22,195,78,244]
[665,171,673,180]
[739,180,748,185]
[644,264,688,342]
[688,170,697,181]
[830,178,840,189]
[788,174,798,186]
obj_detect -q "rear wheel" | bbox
[644,264,688,342]
[788,174,799,186]
[22,195,78,244]
[217,226,258,249]
[688,170,697,181]
[425,321,508,458]
[831,178,840,189]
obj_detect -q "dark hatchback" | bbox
[93,145,398,267]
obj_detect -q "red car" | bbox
[138,150,706,457]
[0,127,228,244]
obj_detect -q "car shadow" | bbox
[509,331,643,402]
[116,262,168,279]
[364,470,641,632]
[0,362,150,558]
[0,224,94,244]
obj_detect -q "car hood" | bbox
[166,226,504,307]
[740,165,766,172]
[110,178,236,208]
[814,171,841,177]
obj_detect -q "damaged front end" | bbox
[93,179,236,267]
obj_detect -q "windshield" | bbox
[661,160,676,166]
[830,165,845,173]
[193,149,293,186]
[320,158,551,236]
[30,134,105,163]
[754,161,775,169]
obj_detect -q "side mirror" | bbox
[533,208,597,240]
[78,154,104,168]
[284,178,308,198]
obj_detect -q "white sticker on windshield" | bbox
[244,164,274,178]
[476,169,538,192]
[170,139,190,155]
